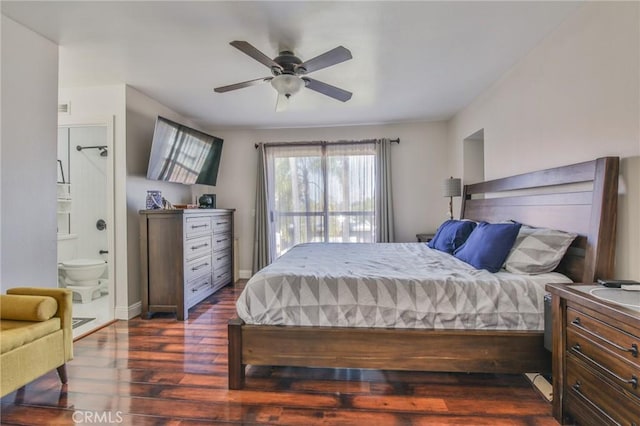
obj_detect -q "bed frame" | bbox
[228,157,619,389]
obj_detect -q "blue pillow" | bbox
[453,222,522,272]
[427,220,477,254]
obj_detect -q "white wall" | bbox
[1,16,59,292]
[209,121,449,276]
[448,2,640,280]
[125,86,195,306]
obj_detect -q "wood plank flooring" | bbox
[1,282,558,425]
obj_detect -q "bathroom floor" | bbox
[71,293,111,339]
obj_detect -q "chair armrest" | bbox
[6,287,73,361]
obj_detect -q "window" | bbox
[266,142,376,257]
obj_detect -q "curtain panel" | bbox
[375,138,395,242]
[252,143,272,274]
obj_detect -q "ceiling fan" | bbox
[214,41,353,111]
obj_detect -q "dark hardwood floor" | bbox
[1,282,558,425]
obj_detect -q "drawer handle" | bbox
[191,224,208,229]
[191,281,210,292]
[572,380,581,392]
[571,380,627,424]
[571,381,590,402]
[215,222,228,225]
[191,243,209,250]
[216,238,228,243]
[216,255,229,261]
[571,317,639,357]
[571,343,639,389]
[191,262,209,271]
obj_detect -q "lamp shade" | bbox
[443,177,462,198]
[271,74,305,97]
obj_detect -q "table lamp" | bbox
[443,177,461,220]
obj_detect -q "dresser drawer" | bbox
[567,306,640,367]
[566,355,640,425]
[564,389,619,426]
[184,235,212,261]
[184,254,212,283]
[185,216,212,238]
[567,327,640,399]
[213,249,232,271]
[186,274,213,307]
[212,215,231,234]
[213,266,231,289]
[213,232,232,251]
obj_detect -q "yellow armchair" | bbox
[0,287,73,397]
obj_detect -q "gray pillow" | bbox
[504,225,577,274]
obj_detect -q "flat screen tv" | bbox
[146,116,223,186]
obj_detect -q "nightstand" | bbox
[416,233,435,243]
[546,283,640,425]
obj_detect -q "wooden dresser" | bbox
[546,284,640,425]
[140,208,234,320]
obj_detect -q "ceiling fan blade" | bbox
[298,46,352,74]
[275,93,290,112]
[214,77,272,93]
[303,78,352,102]
[230,41,282,70]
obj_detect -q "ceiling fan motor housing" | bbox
[272,51,306,76]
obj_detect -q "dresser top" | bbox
[140,208,235,215]
[547,283,640,325]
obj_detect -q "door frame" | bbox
[58,115,116,323]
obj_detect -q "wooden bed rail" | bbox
[228,317,550,390]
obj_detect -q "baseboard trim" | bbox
[239,269,252,280]
[115,301,142,320]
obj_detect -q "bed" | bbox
[228,157,619,389]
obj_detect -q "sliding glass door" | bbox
[266,142,376,257]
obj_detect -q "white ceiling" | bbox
[2,1,581,130]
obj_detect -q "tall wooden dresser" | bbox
[546,284,640,425]
[140,208,234,320]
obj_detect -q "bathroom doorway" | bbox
[57,118,115,338]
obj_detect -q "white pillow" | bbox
[504,225,577,274]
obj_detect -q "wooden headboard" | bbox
[460,157,619,283]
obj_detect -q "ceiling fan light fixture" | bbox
[271,74,305,98]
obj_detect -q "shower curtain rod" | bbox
[254,138,400,149]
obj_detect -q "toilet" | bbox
[58,259,107,303]
[57,234,108,303]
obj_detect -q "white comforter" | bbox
[236,243,572,331]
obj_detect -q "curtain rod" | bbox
[254,138,400,149]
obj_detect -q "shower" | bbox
[76,145,108,157]
[59,128,111,303]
